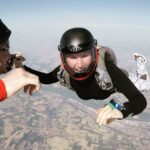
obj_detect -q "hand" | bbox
[96,105,123,125]
[2,68,40,97]
[11,53,26,68]
[24,85,36,95]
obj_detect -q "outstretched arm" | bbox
[24,65,60,84]
[105,53,147,118]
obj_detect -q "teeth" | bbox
[75,69,86,73]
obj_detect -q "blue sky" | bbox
[1,0,150,57]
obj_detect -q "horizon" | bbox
[1,0,150,64]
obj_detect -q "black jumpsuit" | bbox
[24,57,147,118]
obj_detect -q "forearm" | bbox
[24,65,59,84]
[121,93,146,118]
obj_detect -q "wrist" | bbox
[107,99,125,111]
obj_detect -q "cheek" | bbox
[65,58,75,68]
[83,56,92,66]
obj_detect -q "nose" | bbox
[76,58,84,69]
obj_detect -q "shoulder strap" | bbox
[95,46,117,91]
[98,46,117,65]
[57,66,73,90]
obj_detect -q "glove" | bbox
[96,99,124,125]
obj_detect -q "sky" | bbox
[1,0,150,61]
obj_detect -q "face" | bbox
[65,51,92,73]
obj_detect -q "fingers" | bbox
[96,105,123,126]
[100,108,113,125]
[24,85,30,93]
[22,71,40,95]
[23,71,40,95]
[96,105,110,122]
[25,72,41,92]
[29,85,36,95]
[24,85,36,95]
[96,105,113,125]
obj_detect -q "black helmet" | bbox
[58,27,97,54]
[0,19,11,47]
[58,27,98,80]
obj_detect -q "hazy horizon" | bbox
[1,0,150,70]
